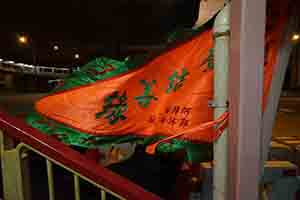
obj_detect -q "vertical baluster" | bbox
[213,3,230,200]
[74,175,81,200]
[101,190,106,200]
[46,160,55,200]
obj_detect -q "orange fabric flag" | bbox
[36,12,285,143]
[36,30,215,142]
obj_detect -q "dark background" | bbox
[0,0,201,66]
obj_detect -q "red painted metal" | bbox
[0,110,161,200]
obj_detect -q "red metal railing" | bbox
[0,110,161,200]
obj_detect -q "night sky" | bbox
[0,0,200,66]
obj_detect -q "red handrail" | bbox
[0,110,161,200]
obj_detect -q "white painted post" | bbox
[212,3,230,200]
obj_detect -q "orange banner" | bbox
[36,14,285,143]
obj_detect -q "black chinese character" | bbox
[165,106,171,114]
[167,117,177,126]
[148,115,156,123]
[172,106,181,115]
[159,114,167,124]
[181,107,192,117]
[178,118,189,128]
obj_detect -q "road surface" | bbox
[0,92,46,116]
[274,97,300,137]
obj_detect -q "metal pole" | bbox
[228,0,266,199]
[212,4,230,200]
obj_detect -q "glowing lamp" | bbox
[292,34,300,42]
[18,36,28,44]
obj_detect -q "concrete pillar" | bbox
[228,0,266,199]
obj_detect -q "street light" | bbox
[74,53,80,59]
[53,45,59,51]
[18,35,28,45]
[292,34,300,42]
[17,34,37,65]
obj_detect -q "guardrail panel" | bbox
[0,111,161,200]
